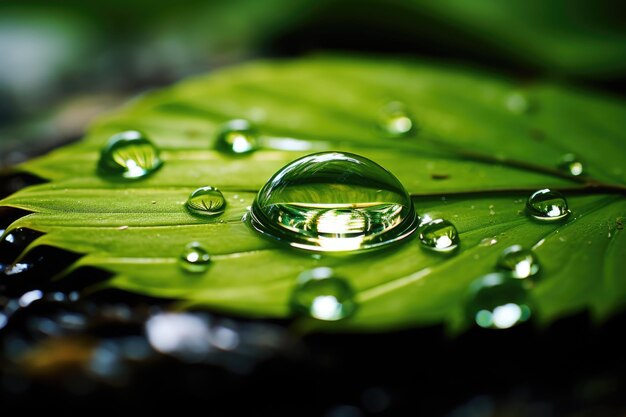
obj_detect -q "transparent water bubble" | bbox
[186,186,226,217]
[215,119,258,155]
[98,130,163,180]
[418,219,459,252]
[290,267,356,321]
[497,245,540,279]
[178,242,211,273]
[467,273,532,329]
[526,189,570,221]
[378,101,415,137]
[249,152,418,253]
[558,153,583,176]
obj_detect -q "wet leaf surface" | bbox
[1,56,625,332]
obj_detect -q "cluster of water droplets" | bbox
[89,95,583,326]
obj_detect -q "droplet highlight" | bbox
[179,242,211,273]
[558,153,583,176]
[505,91,532,115]
[467,273,532,329]
[479,237,498,247]
[98,130,163,180]
[497,245,540,279]
[186,186,226,217]
[290,267,356,321]
[526,189,570,221]
[378,101,415,137]
[418,219,459,252]
[215,119,258,155]
[249,152,418,252]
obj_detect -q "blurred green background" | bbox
[1,0,625,167]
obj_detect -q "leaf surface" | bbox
[2,56,625,331]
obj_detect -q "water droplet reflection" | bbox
[215,119,258,155]
[467,273,531,329]
[558,153,584,176]
[497,245,540,279]
[526,189,570,221]
[290,267,356,321]
[378,101,415,137]
[418,219,459,252]
[186,186,226,217]
[250,152,418,252]
[98,131,163,180]
[479,237,498,247]
[178,242,211,273]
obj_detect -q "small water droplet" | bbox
[467,273,532,329]
[505,91,532,115]
[479,237,498,247]
[497,245,540,279]
[179,242,211,273]
[526,189,570,221]
[290,267,356,321]
[558,153,583,176]
[98,131,163,180]
[186,186,226,217]
[418,219,459,252]
[215,119,258,155]
[378,101,415,137]
[249,152,418,252]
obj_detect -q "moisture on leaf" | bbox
[1,56,625,332]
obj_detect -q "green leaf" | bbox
[2,56,625,332]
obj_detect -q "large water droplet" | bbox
[497,245,540,279]
[249,152,418,252]
[558,153,583,176]
[378,101,415,137]
[290,267,356,321]
[186,186,226,217]
[467,273,532,329]
[418,219,459,252]
[526,189,570,221]
[98,131,163,180]
[179,242,211,273]
[215,119,258,155]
